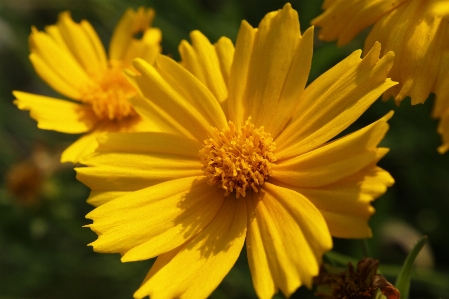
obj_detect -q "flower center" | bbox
[80,65,137,121]
[199,118,277,198]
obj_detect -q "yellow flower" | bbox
[13,7,163,163]
[312,0,449,105]
[77,4,396,299]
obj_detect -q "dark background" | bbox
[0,0,448,298]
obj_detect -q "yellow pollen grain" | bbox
[80,65,137,121]
[199,118,277,198]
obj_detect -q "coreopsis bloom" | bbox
[78,4,396,299]
[13,8,162,163]
[311,0,449,106]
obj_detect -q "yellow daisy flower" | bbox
[77,4,396,299]
[13,7,163,163]
[311,0,449,105]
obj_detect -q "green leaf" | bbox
[394,236,428,299]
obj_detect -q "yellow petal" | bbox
[227,20,257,123]
[94,130,202,157]
[156,54,227,129]
[246,183,332,298]
[214,36,235,88]
[86,177,227,262]
[433,53,449,118]
[121,28,162,66]
[128,57,226,142]
[273,112,393,188]
[265,26,314,139]
[431,1,449,16]
[103,91,182,136]
[243,3,303,137]
[320,212,373,239]
[437,111,449,154]
[285,166,393,238]
[61,131,101,163]
[400,7,445,104]
[125,65,197,140]
[76,132,202,192]
[56,11,107,75]
[109,7,160,65]
[312,0,408,46]
[80,20,108,69]
[134,196,247,299]
[86,190,129,207]
[128,95,187,137]
[78,152,201,191]
[275,43,396,159]
[434,53,449,154]
[179,31,229,103]
[13,91,97,133]
[29,27,90,99]
[365,0,446,104]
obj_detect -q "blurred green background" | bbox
[0,0,448,298]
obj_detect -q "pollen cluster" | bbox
[199,118,277,198]
[81,65,137,121]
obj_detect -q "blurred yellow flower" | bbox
[312,0,449,105]
[13,7,162,163]
[77,4,395,299]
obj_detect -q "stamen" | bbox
[199,118,277,198]
[80,65,137,121]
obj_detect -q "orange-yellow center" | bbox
[80,65,137,121]
[199,118,277,198]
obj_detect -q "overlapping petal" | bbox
[227,20,257,123]
[61,131,102,163]
[127,56,227,141]
[59,117,157,164]
[133,196,247,299]
[365,0,447,104]
[275,43,396,159]
[86,177,228,263]
[246,183,332,299]
[29,25,90,99]
[179,31,230,104]
[214,37,235,89]
[55,11,108,75]
[311,0,408,46]
[227,4,312,138]
[313,0,449,105]
[77,132,202,202]
[279,165,393,239]
[273,112,392,187]
[109,7,161,65]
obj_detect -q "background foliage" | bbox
[0,0,448,298]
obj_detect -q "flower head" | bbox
[77,4,396,299]
[315,258,400,299]
[312,0,449,106]
[13,7,162,162]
